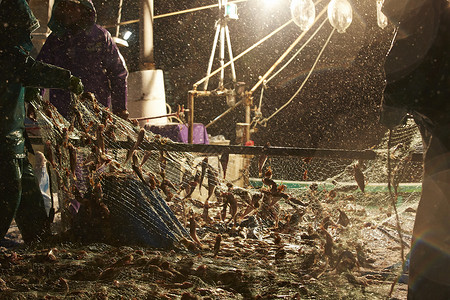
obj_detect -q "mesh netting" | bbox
[34,93,196,247]
[23,94,425,298]
[248,118,423,202]
[33,92,422,245]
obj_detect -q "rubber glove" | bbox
[69,76,84,95]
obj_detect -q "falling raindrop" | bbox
[290,0,316,31]
[327,0,352,33]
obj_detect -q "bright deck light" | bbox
[290,0,316,31]
[327,0,352,33]
[123,31,132,40]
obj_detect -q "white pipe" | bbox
[140,0,154,69]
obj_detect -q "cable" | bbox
[154,0,249,19]
[261,25,335,125]
[387,128,406,298]
[249,0,326,94]
[102,0,250,28]
[253,17,329,126]
[266,17,328,85]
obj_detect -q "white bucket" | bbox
[127,70,168,126]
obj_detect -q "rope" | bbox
[260,25,335,125]
[253,17,329,120]
[155,0,249,19]
[249,0,326,94]
[387,129,406,298]
[115,0,124,37]
[266,17,328,85]
[102,0,249,28]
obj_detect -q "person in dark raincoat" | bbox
[37,0,129,119]
[380,0,450,298]
[0,0,84,244]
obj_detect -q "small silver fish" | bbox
[199,157,208,195]
[140,150,153,167]
[189,216,202,246]
[219,153,229,179]
[68,143,77,180]
[44,140,56,168]
[353,163,365,193]
[213,234,222,257]
[96,124,105,154]
[124,128,146,164]
[206,167,219,202]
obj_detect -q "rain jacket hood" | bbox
[0,0,39,51]
[48,0,97,36]
[37,0,128,118]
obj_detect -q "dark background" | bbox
[94,0,394,150]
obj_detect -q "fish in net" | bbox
[31,92,201,248]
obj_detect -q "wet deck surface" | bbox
[1,187,416,299]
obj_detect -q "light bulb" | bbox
[290,0,316,31]
[376,0,388,29]
[327,0,353,33]
[123,31,132,40]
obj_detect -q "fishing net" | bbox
[248,118,423,203]
[32,93,195,248]
[24,92,423,298]
[31,90,423,240]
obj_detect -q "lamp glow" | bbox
[290,0,316,31]
[262,0,280,7]
[327,0,352,33]
[376,0,388,29]
[225,3,238,19]
[123,31,132,40]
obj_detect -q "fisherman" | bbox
[0,0,84,244]
[37,0,129,119]
[380,0,450,299]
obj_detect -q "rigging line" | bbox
[386,129,406,299]
[266,17,328,85]
[103,0,249,27]
[115,0,124,37]
[193,19,294,88]
[264,26,335,123]
[154,0,249,19]
[249,5,328,94]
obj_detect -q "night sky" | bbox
[94,0,394,149]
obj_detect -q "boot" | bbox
[15,158,53,244]
[0,159,22,240]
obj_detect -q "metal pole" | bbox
[244,94,252,142]
[204,24,221,91]
[219,22,225,90]
[188,92,195,144]
[140,0,155,70]
[225,25,237,83]
[114,140,379,160]
[102,0,251,28]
